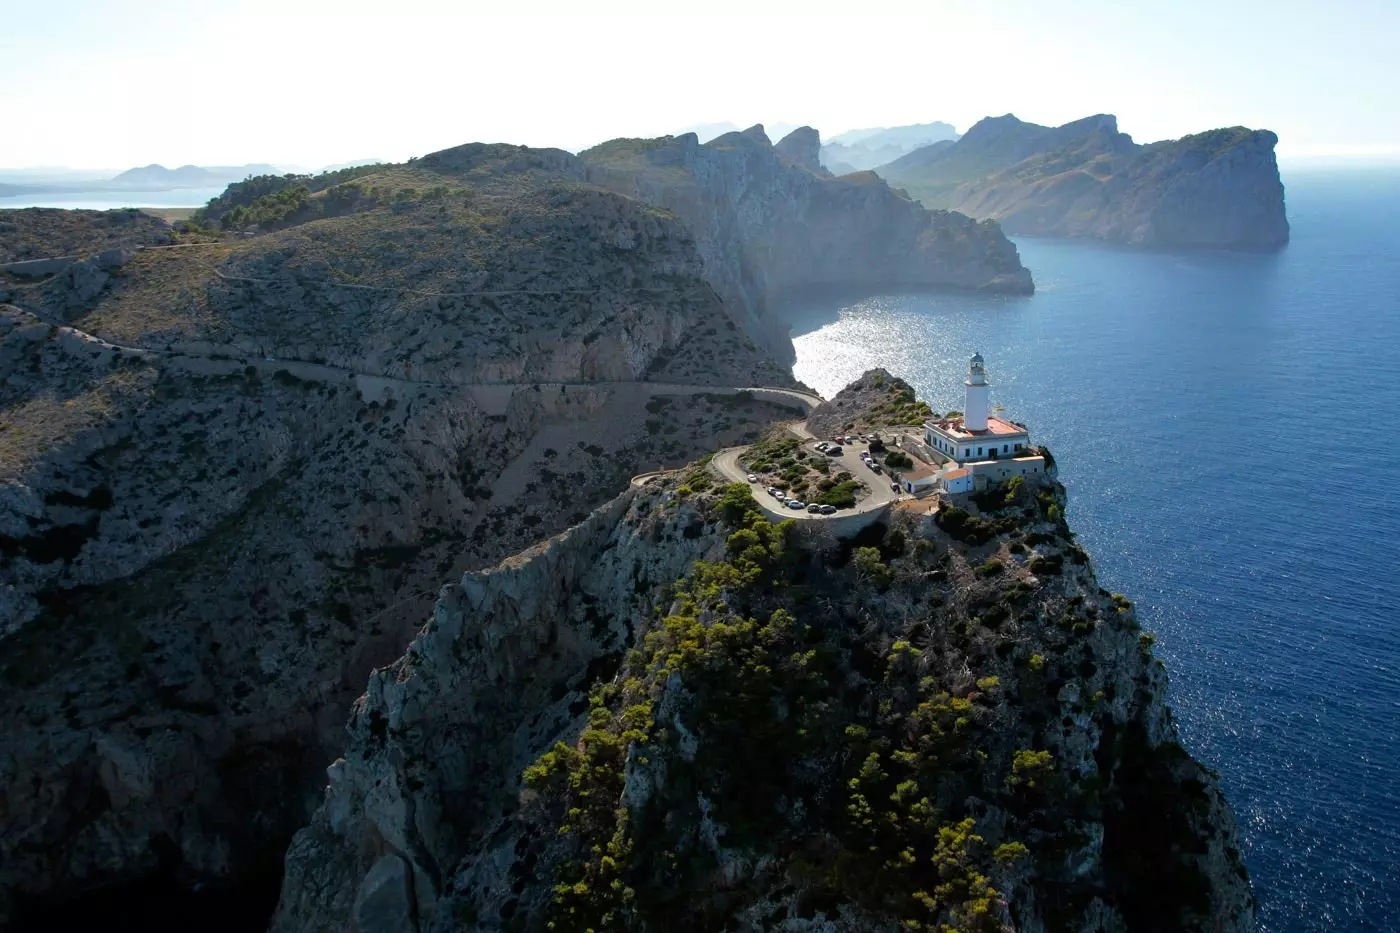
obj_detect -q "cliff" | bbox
[273,390,1254,932]
[0,144,804,922]
[878,114,1290,251]
[581,125,1034,361]
[272,470,1255,933]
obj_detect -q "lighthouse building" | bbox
[923,353,1031,463]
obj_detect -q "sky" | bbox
[4,0,1398,171]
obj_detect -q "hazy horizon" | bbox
[5,0,1399,172]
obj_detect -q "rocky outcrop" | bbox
[772,127,825,174]
[273,433,1254,933]
[878,114,1289,251]
[805,366,933,436]
[581,125,1034,361]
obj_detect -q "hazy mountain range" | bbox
[819,121,961,173]
[0,161,383,199]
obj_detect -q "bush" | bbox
[852,547,891,587]
[717,483,755,524]
[884,451,914,470]
[1007,749,1054,789]
[814,480,860,509]
[976,559,1004,577]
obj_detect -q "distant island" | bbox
[106,163,280,188]
[876,114,1290,251]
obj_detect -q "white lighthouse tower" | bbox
[963,352,991,431]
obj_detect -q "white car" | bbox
[786,499,805,510]
[815,441,829,452]
[747,473,758,483]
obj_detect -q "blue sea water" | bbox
[787,168,1400,933]
[0,187,225,210]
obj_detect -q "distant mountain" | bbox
[109,163,280,188]
[877,113,1289,251]
[819,121,960,173]
[674,121,803,144]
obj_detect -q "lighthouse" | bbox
[963,352,991,432]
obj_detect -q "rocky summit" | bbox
[271,373,1253,933]
[877,114,1290,251]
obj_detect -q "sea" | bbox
[0,187,226,211]
[786,167,1400,932]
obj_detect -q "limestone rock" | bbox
[878,114,1289,251]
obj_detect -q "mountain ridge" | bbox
[878,113,1289,250]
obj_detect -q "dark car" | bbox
[825,445,843,456]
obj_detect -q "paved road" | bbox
[711,435,903,523]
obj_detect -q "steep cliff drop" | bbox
[878,114,1290,251]
[272,375,1255,933]
[581,125,1034,363]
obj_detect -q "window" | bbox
[1003,445,1008,453]
[977,447,983,456]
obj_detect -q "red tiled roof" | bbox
[942,468,969,479]
[927,416,1027,438]
[905,466,939,480]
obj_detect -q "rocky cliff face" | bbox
[273,442,1254,933]
[581,126,1033,361]
[879,114,1289,251]
[0,146,804,922]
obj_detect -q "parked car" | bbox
[768,487,782,498]
[815,441,829,452]
[890,482,900,493]
[747,473,758,482]
[786,499,805,510]
[820,504,837,515]
[807,503,822,513]
[871,465,882,475]
[826,446,843,456]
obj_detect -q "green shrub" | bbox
[814,480,860,508]
[1007,749,1054,789]
[884,451,914,470]
[976,559,1004,577]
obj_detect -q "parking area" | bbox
[715,430,904,521]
